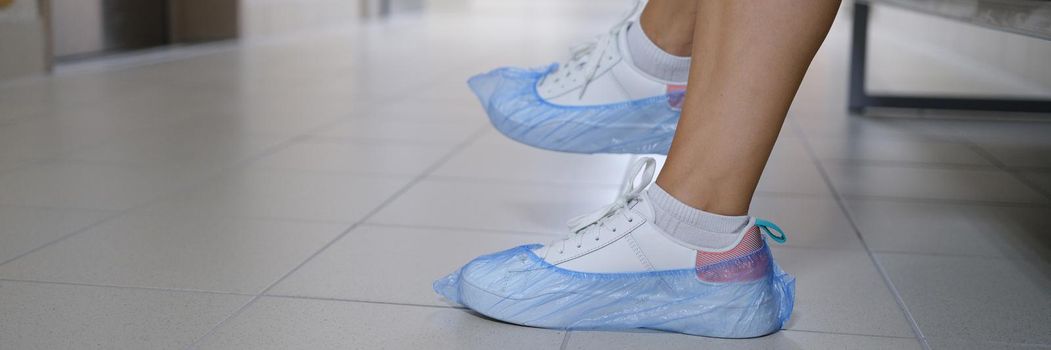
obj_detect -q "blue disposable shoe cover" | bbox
[468,64,683,155]
[434,241,795,338]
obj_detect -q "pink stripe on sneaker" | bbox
[695,227,770,282]
[666,84,686,110]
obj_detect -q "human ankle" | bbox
[644,184,749,251]
[639,4,694,57]
[625,21,691,83]
[653,176,751,217]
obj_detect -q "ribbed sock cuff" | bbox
[625,22,691,83]
[645,184,750,250]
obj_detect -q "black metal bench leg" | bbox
[849,2,870,113]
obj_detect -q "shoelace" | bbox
[554,157,656,254]
[550,156,788,255]
[538,0,641,99]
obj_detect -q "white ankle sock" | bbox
[625,22,691,83]
[644,184,749,250]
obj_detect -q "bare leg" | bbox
[639,0,698,56]
[655,1,841,215]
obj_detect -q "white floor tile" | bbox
[0,215,345,293]
[270,225,551,306]
[1021,171,1051,195]
[197,297,566,350]
[567,330,922,350]
[434,131,633,185]
[62,127,291,171]
[758,153,833,196]
[139,169,412,223]
[251,140,453,175]
[359,98,491,123]
[948,121,1051,147]
[824,163,1048,203]
[976,142,1051,169]
[0,205,112,264]
[749,195,863,250]
[309,117,484,145]
[0,161,203,211]
[0,280,248,350]
[0,115,151,161]
[807,137,990,166]
[368,178,618,234]
[0,158,27,177]
[846,199,1051,260]
[926,338,1051,350]
[772,247,916,337]
[793,113,958,143]
[878,253,1051,345]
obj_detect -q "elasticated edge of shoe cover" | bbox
[433,242,795,338]
[468,64,682,155]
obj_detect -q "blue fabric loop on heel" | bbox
[755,218,787,244]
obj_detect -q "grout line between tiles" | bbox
[946,339,1051,349]
[1006,165,1051,172]
[817,158,1000,170]
[0,203,117,214]
[121,211,361,226]
[424,174,625,189]
[3,51,501,349]
[1,276,476,312]
[240,166,444,178]
[359,222,562,237]
[789,120,933,350]
[0,278,256,297]
[839,193,1051,208]
[263,294,466,310]
[559,331,572,350]
[4,255,943,344]
[0,210,124,267]
[0,65,439,271]
[921,122,1051,203]
[560,327,922,344]
[185,124,491,349]
[0,124,318,269]
[781,328,919,341]
[294,135,478,147]
[870,248,1051,265]
[963,142,1051,202]
[426,173,876,199]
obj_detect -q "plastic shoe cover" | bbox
[468,64,682,155]
[433,239,795,338]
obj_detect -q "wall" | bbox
[49,0,102,57]
[239,0,360,38]
[868,3,1051,97]
[170,0,238,43]
[0,0,48,80]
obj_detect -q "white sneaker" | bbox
[536,13,687,108]
[433,157,795,337]
[534,158,771,280]
[470,4,689,155]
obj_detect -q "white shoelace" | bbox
[538,1,641,99]
[554,156,656,254]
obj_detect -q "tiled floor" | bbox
[1,1,1049,349]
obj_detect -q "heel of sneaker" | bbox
[695,227,771,283]
[670,246,795,338]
